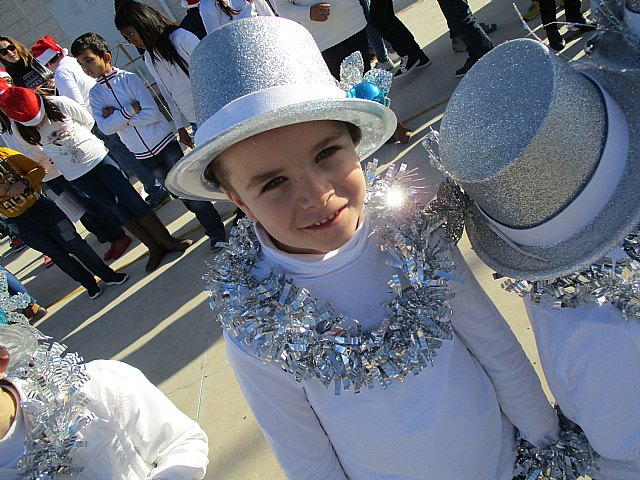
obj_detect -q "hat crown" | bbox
[439,39,607,229]
[191,17,337,127]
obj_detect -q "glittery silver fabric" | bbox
[434,37,640,280]
[166,17,396,201]
[204,162,463,394]
[440,40,606,228]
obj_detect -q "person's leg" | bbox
[359,0,392,65]
[1,266,36,305]
[92,125,169,205]
[149,141,227,242]
[321,28,371,78]
[436,0,492,60]
[370,0,419,57]
[539,0,565,49]
[15,202,102,292]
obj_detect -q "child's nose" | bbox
[298,174,333,209]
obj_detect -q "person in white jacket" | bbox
[0,325,209,480]
[199,0,274,34]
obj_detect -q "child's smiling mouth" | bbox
[304,206,347,230]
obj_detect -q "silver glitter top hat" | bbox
[166,16,396,201]
[437,38,640,280]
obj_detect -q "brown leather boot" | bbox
[137,211,193,252]
[123,219,166,272]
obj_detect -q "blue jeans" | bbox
[359,0,390,63]
[14,197,119,289]
[91,125,169,203]
[71,156,151,224]
[1,266,36,305]
[142,140,226,240]
[45,175,126,243]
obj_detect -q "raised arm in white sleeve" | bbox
[226,336,347,480]
[55,95,95,130]
[448,247,560,446]
[86,360,209,480]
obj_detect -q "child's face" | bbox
[119,26,146,50]
[221,121,366,254]
[74,49,111,78]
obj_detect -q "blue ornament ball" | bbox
[347,82,385,104]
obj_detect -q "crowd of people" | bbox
[1,0,639,479]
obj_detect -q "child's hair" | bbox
[15,93,65,146]
[114,1,202,76]
[204,122,363,193]
[70,32,111,59]
[0,36,33,70]
[0,109,12,135]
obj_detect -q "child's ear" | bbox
[104,52,112,64]
[221,187,257,222]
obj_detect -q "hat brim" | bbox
[166,98,397,201]
[466,63,640,280]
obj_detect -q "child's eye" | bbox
[316,146,338,162]
[261,176,286,193]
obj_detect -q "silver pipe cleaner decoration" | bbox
[204,160,464,394]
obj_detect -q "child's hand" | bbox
[310,3,330,21]
[102,106,116,118]
[132,101,141,113]
[7,182,27,198]
[178,127,195,149]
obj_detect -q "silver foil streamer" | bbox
[502,230,640,320]
[513,407,598,479]
[338,51,393,107]
[204,160,464,394]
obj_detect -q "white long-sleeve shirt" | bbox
[89,68,174,160]
[144,29,198,129]
[0,360,209,480]
[0,129,61,181]
[54,55,96,112]
[526,252,640,479]
[199,0,274,34]
[21,95,106,181]
[224,214,559,479]
[272,0,366,51]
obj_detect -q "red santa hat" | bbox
[0,87,45,126]
[0,67,10,82]
[0,78,9,95]
[181,0,200,8]
[31,35,64,65]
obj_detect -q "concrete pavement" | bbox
[2,0,594,477]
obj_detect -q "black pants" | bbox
[540,0,581,33]
[369,0,422,58]
[436,0,492,59]
[322,28,370,79]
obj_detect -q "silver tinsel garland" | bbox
[501,231,640,319]
[204,160,464,394]
[0,266,93,479]
[514,407,598,480]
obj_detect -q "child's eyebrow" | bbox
[246,169,283,191]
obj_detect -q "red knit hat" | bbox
[0,87,45,126]
[31,35,63,65]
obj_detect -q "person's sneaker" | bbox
[43,256,54,268]
[104,272,129,286]
[11,238,27,252]
[455,56,478,77]
[451,35,466,52]
[546,29,566,51]
[388,50,401,62]
[523,1,540,21]
[23,304,47,323]
[110,235,132,261]
[480,23,498,34]
[87,284,103,299]
[394,55,431,77]
[376,58,399,70]
[566,16,597,31]
[147,194,172,211]
[211,238,225,253]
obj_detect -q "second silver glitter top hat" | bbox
[166,16,397,201]
[436,38,640,280]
